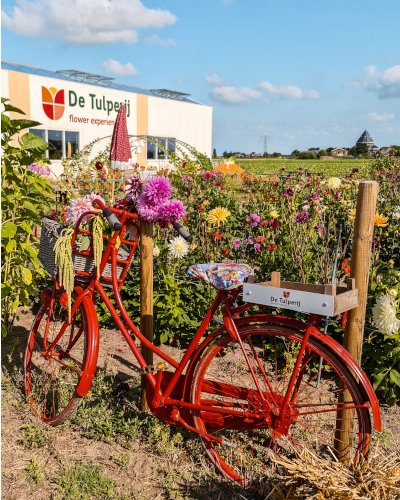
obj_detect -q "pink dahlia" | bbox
[29,162,51,176]
[66,193,105,226]
[135,193,162,223]
[204,171,212,179]
[142,176,172,205]
[247,213,260,227]
[160,198,187,223]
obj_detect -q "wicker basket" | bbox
[38,218,133,289]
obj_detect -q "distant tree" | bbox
[391,145,400,156]
[272,152,281,157]
[318,150,327,157]
[325,148,333,156]
[357,143,369,157]
[298,151,315,159]
[213,148,217,158]
[291,150,300,158]
[350,146,358,157]
[308,147,319,151]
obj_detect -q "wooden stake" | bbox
[335,180,378,459]
[140,220,154,410]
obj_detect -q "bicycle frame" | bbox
[42,201,381,439]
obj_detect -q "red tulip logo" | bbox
[283,291,290,298]
[42,86,65,120]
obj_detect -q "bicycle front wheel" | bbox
[24,289,97,426]
[191,325,372,487]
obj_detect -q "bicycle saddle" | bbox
[187,263,254,290]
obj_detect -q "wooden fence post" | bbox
[335,180,379,459]
[140,220,154,410]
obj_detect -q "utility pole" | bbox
[260,135,270,156]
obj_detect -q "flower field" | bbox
[236,158,369,176]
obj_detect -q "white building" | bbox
[1,61,213,177]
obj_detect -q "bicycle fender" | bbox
[236,314,381,432]
[75,289,100,398]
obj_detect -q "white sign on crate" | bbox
[139,171,157,181]
[242,283,335,316]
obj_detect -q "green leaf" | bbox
[372,371,387,390]
[389,369,400,388]
[12,299,19,311]
[2,221,17,238]
[79,235,91,252]
[20,266,32,285]
[5,239,16,253]
[160,332,168,344]
[1,282,12,295]
[3,103,26,115]
[20,132,48,151]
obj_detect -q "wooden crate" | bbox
[243,272,358,317]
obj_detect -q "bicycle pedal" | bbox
[139,363,165,374]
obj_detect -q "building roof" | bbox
[356,129,374,144]
[1,60,202,105]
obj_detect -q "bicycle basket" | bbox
[38,218,135,289]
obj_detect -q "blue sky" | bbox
[2,0,400,154]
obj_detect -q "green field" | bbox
[233,158,370,177]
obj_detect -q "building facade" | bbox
[1,61,213,176]
[331,148,348,157]
[355,130,379,155]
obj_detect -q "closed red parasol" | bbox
[109,104,132,170]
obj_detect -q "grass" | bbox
[233,158,370,177]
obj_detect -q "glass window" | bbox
[167,138,175,155]
[48,130,63,160]
[65,131,79,159]
[147,140,156,160]
[28,128,46,140]
[157,138,166,160]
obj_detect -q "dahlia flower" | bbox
[348,209,356,222]
[372,295,400,335]
[233,239,241,248]
[266,244,277,251]
[142,176,172,205]
[206,207,231,226]
[160,199,187,223]
[327,177,341,190]
[89,167,97,181]
[124,175,141,199]
[66,193,105,226]
[270,210,279,219]
[29,162,51,176]
[294,211,309,224]
[374,213,389,227]
[204,171,212,179]
[284,188,294,198]
[135,193,162,222]
[388,289,398,297]
[247,213,261,227]
[393,207,400,220]
[168,236,189,259]
[254,243,261,252]
[153,245,160,257]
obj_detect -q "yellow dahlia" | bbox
[206,207,231,226]
[374,213,389,227]
[348,209,356,222]
[270,210,279,218]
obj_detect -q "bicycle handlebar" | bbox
[102,207,122,231]
[173,222,193,243]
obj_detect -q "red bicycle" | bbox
[24,200,381,487]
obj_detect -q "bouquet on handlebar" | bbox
[40,174,189,316]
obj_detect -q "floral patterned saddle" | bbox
[187,263,254,290]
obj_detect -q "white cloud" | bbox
[143,34,176,46]
[346,65,400,99]
[102,59,139,76]
[366,112,395,121]
[1,0,177,46]
[210,86,261,104]
[378,126,394,133]
[205,73,225,85]
[256,81,321,100]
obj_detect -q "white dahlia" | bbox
[168,236,189,259]
[392,207,400,220]
[372,295,400,335]
[153,245,160,257]
[327,177,342,190]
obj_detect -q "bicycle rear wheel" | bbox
[191,325,372,487]
[24,289,98,426]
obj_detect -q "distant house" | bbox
[332,148,348,157]
[235,154,245,158]
[355,130,379,155]
[380,146,392,156]
[250,152,262,158]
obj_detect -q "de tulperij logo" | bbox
[42,86,65,120]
